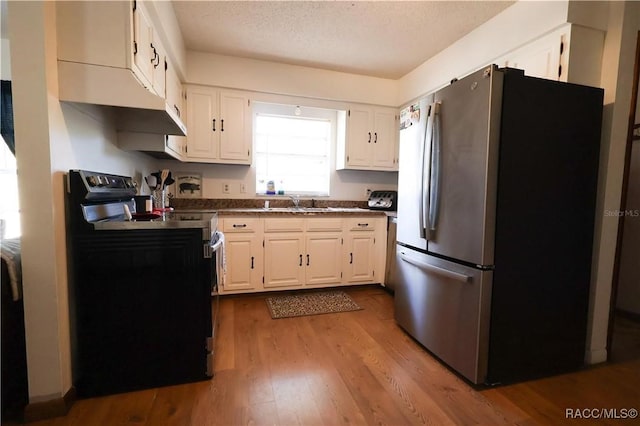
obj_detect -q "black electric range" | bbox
[65,170,216,397]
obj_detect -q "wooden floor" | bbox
[25,286,640,425]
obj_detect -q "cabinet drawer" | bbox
[346,217,377,231]
[306,218,343,232]
[264,218,305,233]
[222,217,260,232]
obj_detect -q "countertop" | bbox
[91,211,217,238]
[215,207,387,217]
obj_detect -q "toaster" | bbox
[367,190,398,211]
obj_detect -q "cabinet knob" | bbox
[299,254,303,266]
[368,132,371,143]
[221,119,225,132]
[212,119,216,132]
[232,223,247,228]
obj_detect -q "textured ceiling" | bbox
[172,1,514,79]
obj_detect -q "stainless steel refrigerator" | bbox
[395,65,604,385]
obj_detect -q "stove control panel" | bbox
[68,169,137,200]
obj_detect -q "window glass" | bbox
[254,103,335,196]
[0,136,20,239]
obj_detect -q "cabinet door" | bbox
[165,61,185,122]
[344,232,376,283]
[264,234,305,288]
[150,36,166,98]
[186,87,219,160]
[223,233,262,292]
[346,107,373,168]
[306,233,343,286]
[498,28,566,82]
[219,92,251,163]
[132,3,154,90]
[372,109,398,170]
[166,135,186,160]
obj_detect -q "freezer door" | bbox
[426,66,503,266]
[397,96,431,251]
[394,246,492,384]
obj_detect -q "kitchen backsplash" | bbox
[170,197,368,210]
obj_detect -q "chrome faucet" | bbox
[289,194,301,209]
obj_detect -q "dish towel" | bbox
[212,231,226,291]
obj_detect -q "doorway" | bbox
[609,31,640,364]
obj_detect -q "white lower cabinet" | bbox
[220,217,263,293]
[305,232,343,286]
[343,218,378,283]
[263,218,343,289]
[264,233,305,288]
[344,231,376,283]
[220,215,386,294]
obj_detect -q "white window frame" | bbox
[253,102,337,197]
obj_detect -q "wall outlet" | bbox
[240,183,246,193]
[365,188,372,198]
[222,182,230,194]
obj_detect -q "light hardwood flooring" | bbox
[24,286,640,425]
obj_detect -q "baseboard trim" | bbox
[585,348,608,365]
[23,386,76,423]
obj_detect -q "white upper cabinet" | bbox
[164,65,186,159]
[133,3,166,98]
[496,23,604,88]
[185,85,252,164]
[498,29,564,82]
[131,2,155,91]
[165,62,185,125]
[371,109,398,169]
[338,105,399,171]
[56,0,186,136]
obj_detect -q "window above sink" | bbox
[254,102,339,197]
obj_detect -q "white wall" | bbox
[157,155,397,201]
[188,52,398,106]
[1,37,10,79]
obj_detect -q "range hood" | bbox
[57,60,186,136]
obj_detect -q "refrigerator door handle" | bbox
[420,104,435,239]
[399,250,471,283]
[428,102,442,235]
